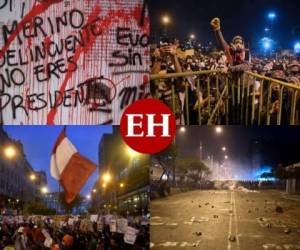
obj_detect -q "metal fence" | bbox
[150,70,300,125]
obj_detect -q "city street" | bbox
[150,190,300,250]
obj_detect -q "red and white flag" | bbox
[50,128,96,203]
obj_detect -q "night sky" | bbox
[176,126,300,168]
[149,0,300,49]
[3,126,112,196]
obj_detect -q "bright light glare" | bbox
[102,172,112,183]
[261,37,273,51]
[264,41,271,49]
[215,126,222,134]
[4,146,17,159]
[162,15,170,25]
[190,34,196,40]
[41,187,48,194]
[268,12,276,19]
[294,42,300,54]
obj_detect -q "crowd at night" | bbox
[150,42,300,125]
[149,0,300,125]
[0,215,149,250]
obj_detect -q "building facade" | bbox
[0,127,47,214]
[93,127,150,216]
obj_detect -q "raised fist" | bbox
[210,17,221,31]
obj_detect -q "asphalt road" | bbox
[150,189,300,250]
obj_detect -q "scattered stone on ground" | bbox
[194,232,202,236]
[228,235,236,242]
[275,206,284,213]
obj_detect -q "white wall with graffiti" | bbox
[0,0,150,124]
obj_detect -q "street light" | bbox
[86,194,91,200]
[222,146,226,152]
[30,174,36,181]
[162,15,170,26]
[224,155,228,160]
[41,186,48,194]
[190,33,196,40]
[102,183,107,189]
[4,145,17,159]
[268,12,276,20]
[102,172,112,183]
[120,183,124,188]
[92,189,97,193]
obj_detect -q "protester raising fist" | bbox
[210,17,221,31]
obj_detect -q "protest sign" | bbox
[124,226,139,245]
[90,214,98,222]
[117,218,128,234]
[110,219,117,232]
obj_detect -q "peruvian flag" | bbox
[50,127,96,203]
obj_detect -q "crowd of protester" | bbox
[0,214,149,250]
[150,39,300,125]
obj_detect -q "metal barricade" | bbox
[150,70,300,125]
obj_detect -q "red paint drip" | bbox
[46,6,102,124]
[43,36,51,73]
[46,4,150,124]
[143,74,149,85]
